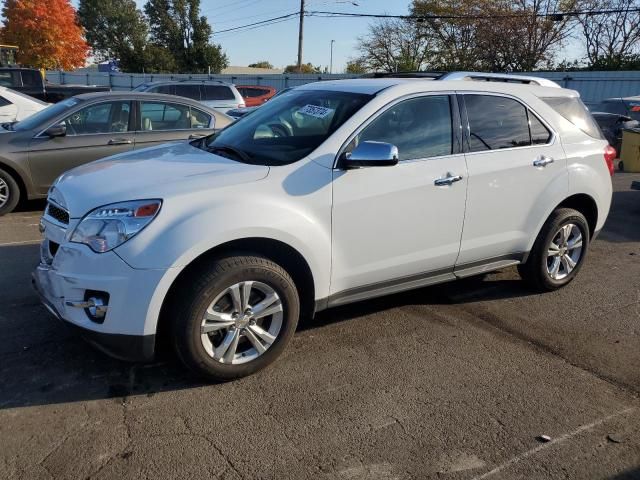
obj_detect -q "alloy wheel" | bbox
[200,281,283,364]
[547,223,583,280]
[0,178,9,209]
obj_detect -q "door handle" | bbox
[533,155,554,167]
[434,173,463,186]
[107,138,132,145]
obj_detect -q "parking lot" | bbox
[0,173,638,480]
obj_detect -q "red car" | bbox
[235,85,276,107]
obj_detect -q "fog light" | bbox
[84,291,109,323]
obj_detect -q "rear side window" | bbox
[0,95,12,107]
[20,70,41,87]
[542,96,604,139]
[0,72,14,87]
[203,85,235,101]
[151,85,175,95]
[465,95,530,151]
[175,84,201,100]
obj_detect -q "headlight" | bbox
[70,199,162,253]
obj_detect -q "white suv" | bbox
[33,74,614,380]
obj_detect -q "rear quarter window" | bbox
[203,85,236,101]
[542,96,604,139]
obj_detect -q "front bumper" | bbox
[32,217,167,362]
[32,271,155,362]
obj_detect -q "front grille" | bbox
[46,202,69,225]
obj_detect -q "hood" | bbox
[54,141,269,218]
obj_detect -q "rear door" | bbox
[133,100,215,150]
[455,93,567,270]
[28,100,134,194]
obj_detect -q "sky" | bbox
[71,0,412,72]
[69,0,581,72]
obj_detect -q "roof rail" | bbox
[439,72,561,88]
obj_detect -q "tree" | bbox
[144,0,228,73]
[0,0,88,69]
[284,62,321,73]
[576,0,640,69]
[411,0,575,71]
[354,18,434,72]
[248,61,274,69]
[345,58,368,73]
[78,0,149,72]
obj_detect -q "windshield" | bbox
[14,97,82,131]
[201,89,373,165]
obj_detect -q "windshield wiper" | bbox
[207,143,253,163]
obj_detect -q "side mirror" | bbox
[341,141,399,169]
[44,124,66,138]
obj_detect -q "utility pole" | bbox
[297,0,305,72]
[330,40,335,74]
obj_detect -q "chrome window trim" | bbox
[458,91,557,155]
[333,91,460,169]
[34,99,214,138]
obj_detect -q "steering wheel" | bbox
[268,121,293,137]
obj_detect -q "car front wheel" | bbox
[0,168,20,216]
[170,254,300,381]
[518,208,590,291]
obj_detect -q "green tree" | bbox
[144,0,228,73]
[345,58,367,74]
[78,0,149,71]
[284,62,321,73]
[248,61,274,69]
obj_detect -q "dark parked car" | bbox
[0,67,110,103]
[594,96,640,120]
[0,92,232,215]
[591,112,639,155]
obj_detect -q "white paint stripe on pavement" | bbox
[472,406,637,479]
[0,239,41,246]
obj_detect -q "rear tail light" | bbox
[604,144,616,176]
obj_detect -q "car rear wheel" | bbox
[518,208,590,291]
[0,168,20,216]
[170,254,300,381]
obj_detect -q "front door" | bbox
[28,100,134,194]
[455,93,568,267]
[330,94,468,302]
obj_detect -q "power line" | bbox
[211,6,640,37]
[306,7,640,20]
[213,13,300,35]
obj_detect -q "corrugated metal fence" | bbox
[44,71,360,92]
[45,70,640,105]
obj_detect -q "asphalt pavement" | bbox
[0,174,639,480]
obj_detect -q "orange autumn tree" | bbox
[1,0,89,70]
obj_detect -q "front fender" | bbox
[114,160,334,335]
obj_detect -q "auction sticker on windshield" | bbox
[297,104,334,119]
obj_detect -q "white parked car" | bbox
[0,86,48,123]
[33,73,613,380]
[132,80,245,114]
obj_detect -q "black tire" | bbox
[518,208,590,292]
[0,168,20,216]
[170,254,300,381]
